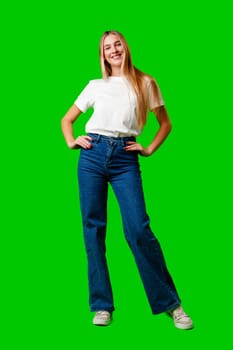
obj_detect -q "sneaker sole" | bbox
[174,322,194,330]
[93,320,112,326]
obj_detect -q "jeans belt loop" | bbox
[96,134,101,143]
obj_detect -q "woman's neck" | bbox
[111,66,122,77]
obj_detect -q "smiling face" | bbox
[103,34,125,69]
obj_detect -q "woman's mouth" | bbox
[111,54,121,59]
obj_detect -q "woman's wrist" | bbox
[140,146,153,157]
[147,145,155,156]
[67,139,76,148]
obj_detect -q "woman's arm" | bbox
[61,104,93,149]
[144,105,172,155]
[124,105,172,156]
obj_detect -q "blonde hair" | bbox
[99,30,162,128]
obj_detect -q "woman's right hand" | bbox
[68,136,93,150]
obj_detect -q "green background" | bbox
[1,0,232,349]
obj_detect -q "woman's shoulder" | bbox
[81,78,106,90]
[141,73,162,93]
[88,78,106,84]
[141,73,157,86]
[135,69,156,88]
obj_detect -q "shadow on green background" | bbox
[1,0,232,348]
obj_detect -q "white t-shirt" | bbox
[74,75,165,137]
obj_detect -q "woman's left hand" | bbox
[124,142,152,157]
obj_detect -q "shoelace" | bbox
[173,312,189,321]
[96,311,110,318]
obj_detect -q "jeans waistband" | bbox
[87,133,136,145]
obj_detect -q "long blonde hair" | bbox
[99,30,161,128]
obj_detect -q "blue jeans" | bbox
[78,133,181,314]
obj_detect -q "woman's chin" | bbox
[110,60,123,67]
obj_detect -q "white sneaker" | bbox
[93,311,112,326]
[168,306,193,330]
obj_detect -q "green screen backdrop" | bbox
[1,0,232,349]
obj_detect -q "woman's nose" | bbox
[111,47,118,54]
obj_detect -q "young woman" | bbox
[61,30,193,330]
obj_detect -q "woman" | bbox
[61,30,193,330]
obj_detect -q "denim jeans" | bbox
[78,133,181,314]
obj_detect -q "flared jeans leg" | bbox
[78,158,114,312]
[110,166,181,314]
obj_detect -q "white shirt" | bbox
[74,76,164,137]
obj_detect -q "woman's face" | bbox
[103,34,124,68]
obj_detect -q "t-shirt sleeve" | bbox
[74,81,94,112]
[146,78,165,111]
